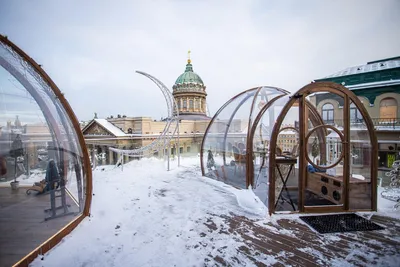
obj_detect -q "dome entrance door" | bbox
[298,91,351,213]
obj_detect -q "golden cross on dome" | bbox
[187,50,191,64]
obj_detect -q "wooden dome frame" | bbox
[201,82,378,215]
[0,35,92,266]
[268,82,378,214]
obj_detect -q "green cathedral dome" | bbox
[174,61,204,85]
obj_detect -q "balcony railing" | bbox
[371,118,399,129]
[321,118,399,129]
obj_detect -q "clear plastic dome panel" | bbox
[252,95,291,206]
[349,101,372,210]
[202,89,257,188]
[0,38,88,266]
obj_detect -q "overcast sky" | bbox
[1,0,399,121]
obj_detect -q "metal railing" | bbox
[371,118,399,129]
[322,118,399,129]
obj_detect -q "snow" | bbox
[0,169,46,186]
[375,125,400,131]
[352,174,365,180]
[93,119,126,137]
[378,186,400,219]
[30,157,272,266]
[323,59,400,78]
[0,169,81,201]
[279,130,296,135]
[26,156,400,266]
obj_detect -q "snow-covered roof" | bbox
[280,130,297,135]
[346,79,400,90]
[93,119,126,137]
[323,58,400,78]
[327,131,340,139]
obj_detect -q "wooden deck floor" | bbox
[203,213,400,266]
[0,187,79,267]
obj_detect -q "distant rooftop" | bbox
[176,114,211,121]
[323,56,400,78]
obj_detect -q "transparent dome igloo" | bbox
[201,83,378,215]
[0,35,92,266]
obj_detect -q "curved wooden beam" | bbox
[268,81,377,214]
[0,34,92,266]
[200,87,258,175]
[247,94,287,187]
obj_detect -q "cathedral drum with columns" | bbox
[172,51,209,120]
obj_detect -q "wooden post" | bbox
[299,97,306,212]
[343,95,350,211]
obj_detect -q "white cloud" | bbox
[1,0,399,120]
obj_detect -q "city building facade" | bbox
[313,56,400,185]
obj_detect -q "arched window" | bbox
[183,99,187,109]
[380,98,397,119]
[350,103,362,123]
[189,99,194,109]
[322,103,334,124]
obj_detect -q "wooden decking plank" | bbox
[277,217,399,253]
[217,215,315,266]
[222,213,400,266]
[238,231,325,266]
[226,216,335,265]
[232,216,345,260]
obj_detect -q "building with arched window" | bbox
[314,56,400,185]
[380,98,398,119]
[322,103,334,124]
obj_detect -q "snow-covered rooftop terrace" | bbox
[30,157,400,266]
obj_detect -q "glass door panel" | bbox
[303,94,345,210]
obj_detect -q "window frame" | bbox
[322,103,334,124]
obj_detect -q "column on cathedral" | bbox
[199,97,202,112]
